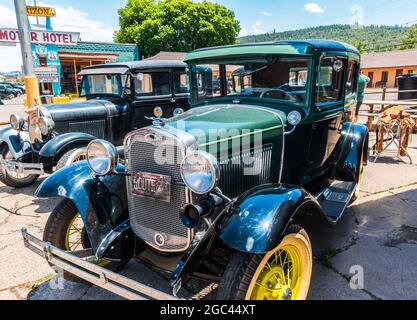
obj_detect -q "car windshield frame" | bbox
[188,55,313,107]
[80,73,130,98]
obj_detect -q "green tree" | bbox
[115,0,240,57]
[402,24,417,49]
[352,40,367,54]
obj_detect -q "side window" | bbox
[345,60,358,96]
[316,57,345,104]
[173,71,189,95]
[289,67,308,87]
[135,72,170,98]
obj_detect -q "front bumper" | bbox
[0,157,44,175]
[22,229,179,300]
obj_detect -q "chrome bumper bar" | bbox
[0,157,44,175]
[22,229,179,300]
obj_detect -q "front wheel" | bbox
[0,145,39,188]
[217,225,312,300]
[43,199,127,282]
[55,147,87,171]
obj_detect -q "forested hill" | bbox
[238,25,409,53]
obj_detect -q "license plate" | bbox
[131,172,171,203]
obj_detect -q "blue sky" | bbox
[1,0,417,70]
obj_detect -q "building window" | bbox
[408,70,415,74]
[381,71,389,83]
[395,69,403,87]
[367,72,374,88]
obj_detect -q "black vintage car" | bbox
[0,60,189,188]
[23,40,368,300]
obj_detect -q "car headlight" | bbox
[38,117,55,136]
[181,150,220,194]
[10,114,25,131]
[87,140,118,176]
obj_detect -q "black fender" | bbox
[331,122,369,182]
[217,184,322,254]
[0,127,33,159]
[39,132,96,163]
[35,161,132,260]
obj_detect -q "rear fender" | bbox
[218,184,322,254]
[35,161,129,253]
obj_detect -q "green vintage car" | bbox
[23,40,368,300]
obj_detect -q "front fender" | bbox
[35,161,128,251]
[39,132,97,158]
[218,184,322,254]
[0,127,32,159]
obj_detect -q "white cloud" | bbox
[252,21,264,35]
[304,3,326,14]
[37,2,115,42]
[259,11,272,17]
[239,28,249,37]
[0,3,117,72]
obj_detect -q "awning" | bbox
[78,66,130,76]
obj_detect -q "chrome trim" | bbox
[87,139,119,176]
[21,229,179,300]
[0,156,44,175]
[181,150,220,195]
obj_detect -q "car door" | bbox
[307,55,347,169]
[131,70,177,130]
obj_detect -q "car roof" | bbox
[81,60,187,72]
[185,40,360,62]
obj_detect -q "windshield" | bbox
[81,74,128,97]
[190,57,310,105]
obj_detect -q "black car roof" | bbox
[81,60,187,72]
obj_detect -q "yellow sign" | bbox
[26,6,56,17]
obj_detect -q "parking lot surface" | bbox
[0,100,417,300]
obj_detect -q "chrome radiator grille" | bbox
[125,129,191,252]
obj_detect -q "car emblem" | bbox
[154,233,166,247]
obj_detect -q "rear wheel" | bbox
[55,147,87,171]
[7,94,14,100]
[0,145,39,188]
[217,225,312,300]
[43,199,127,282]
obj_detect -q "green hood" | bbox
[167,104,286,150]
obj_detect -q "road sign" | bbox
[0,28,80,45]
[26,5,56,17]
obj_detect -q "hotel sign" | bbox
[26,6,56,17]
[0,29,80,45]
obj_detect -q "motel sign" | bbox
[0,28,80,45]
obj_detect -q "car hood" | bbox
[167,104,286,149]
[39,99,129,122]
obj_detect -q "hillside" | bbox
[238,24,409,53]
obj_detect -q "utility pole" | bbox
[14,0,40,109]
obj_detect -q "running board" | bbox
[316,180,356,223]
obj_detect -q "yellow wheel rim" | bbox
[65,213,84,251]
[64,213,110,267]
[245,231,312,300]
